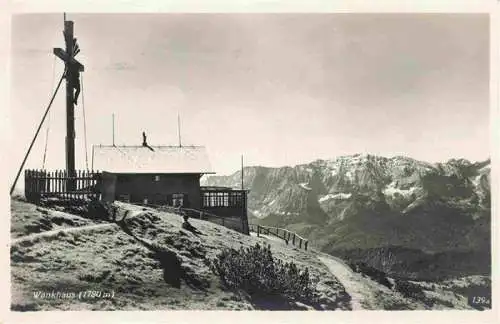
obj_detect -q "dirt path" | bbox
[249,233,375,310]
[317,254,379,310]
[11,203,151,246]
[11,223,118,245]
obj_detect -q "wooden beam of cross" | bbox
[53,48,84,72]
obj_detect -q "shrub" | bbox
[85,199,117,221]
[210,243,318,303]
[349,261,393,289]
[365,247,397,274]
[394,279,430,304]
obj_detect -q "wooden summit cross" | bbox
[53,18,84,191]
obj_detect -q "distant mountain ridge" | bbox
[203,154,491,261]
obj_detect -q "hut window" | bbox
[172,193,185,207]
[202,192,234,207]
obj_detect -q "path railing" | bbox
[136,203,249,235]
[248,224,309,251]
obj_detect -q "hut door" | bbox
[172,193,185,207]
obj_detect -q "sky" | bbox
[8,13,490,185]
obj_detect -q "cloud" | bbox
[104,61,136,71]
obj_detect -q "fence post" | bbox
[53,170,56,196]
[84,170,87,198]
[90,170,94,197]
[66,169,70,201]
[305,241,308,251]
[46,170,49,193]
[53,170,56,197]
[62,170,66,201]
[59,170,62,200]
[40,170,44,194]
[25,170,28,201]
[25,170,29,202]
[43,170,47,194]
[88,170,91,196]
[63,169,66,201]
[34,170,38,200]
[58,170,62,197]
[292,234,296,245]
[23,170,27,201]
[299,239,302,249]
[77,169,81,193]
[257,225,260,237]
[30,169,34,201]
[34,170,39,203]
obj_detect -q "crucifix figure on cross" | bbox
[68,61,81,105]
[69,37,81,105]
[53,29,84,106]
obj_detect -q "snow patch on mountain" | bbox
[383,182,417,197]
[275,211,298,216]
[471,164,490,188]
[319,193,352,203]
[250,209,266,219]
[299,183,312,191]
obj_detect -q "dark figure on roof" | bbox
[141,131,155,152]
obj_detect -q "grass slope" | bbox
[11,199,349,311]
[10,199,97,239]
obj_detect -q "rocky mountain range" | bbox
[204,154,491,280]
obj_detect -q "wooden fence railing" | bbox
[248,224,309,251]
[24,169,101,203]
[137,203,249,235]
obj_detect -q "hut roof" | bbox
[92,145,215,174]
